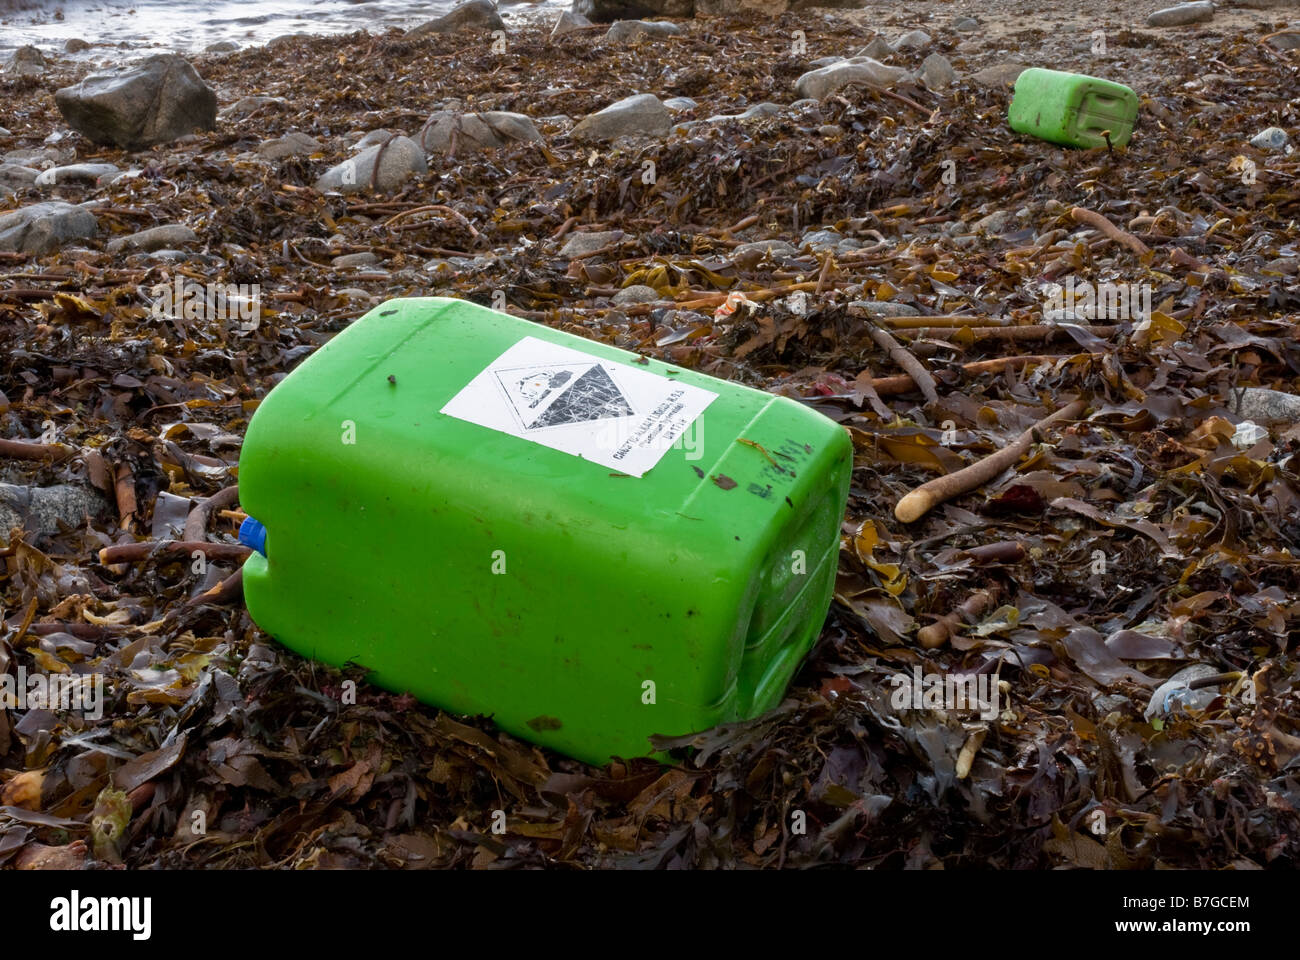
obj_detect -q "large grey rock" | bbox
[106,223,197,253]
[314,136,427,193]
[54,55,217,150]
[418,111,542,152]
[571,93,672,141]
[257,131,322,160]
[7,45,46,77]
[33,163,120,188]
[408,0,506,35]
[794,59,910,100]
[574,0,693,22]
[0,484,109,545]
[1146,2,1215,26]
[952,16,980,31]
[605,19,685,40]
[0,201,97,254]
[919,53,955,90]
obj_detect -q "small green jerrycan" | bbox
[237,297,852,764]
[1007,67,1139,149]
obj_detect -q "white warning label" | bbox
[440,336,717,477]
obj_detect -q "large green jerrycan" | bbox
[237,297,852,764]
[1008,67,1139,149]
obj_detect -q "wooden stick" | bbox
[114,462,137,532]
[181,568,244,609]
[861,353,1083,396]
[867,325,939,404]
[1070,207,1150,258]
[0,437,75,461]
[183,485,240,542]
[932,324,1120,344]
[917,586,999,649]
[382,204,479,239]
[894,399,1087,523]
[875,315,1009,329]
[97,540,251,564]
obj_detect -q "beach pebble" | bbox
[222,95,288,119]
[314,136,427,193]
[848,300,917,318]
[893,29,931,50]
[333,252,380,268]
[969,62,1029,88]
[612,284,660,304]
[857,37,894,59]
[551,9,593,38]
[560,229,623,257]
[571,93,672,141]
[0,484,109,547]
[794,59,910,100]
[605,20,684,42]
[106,224,197,253]
[418,111,542,152]
[0,163,40,191]
[1146,2,1215,27]
[731,239,797,267]
[919,53,956,90]
[0,200,98,255]
[1250,127,1289,151]
[1230,387,1300,423]
[258,131,323,160]
[34,163,121,188]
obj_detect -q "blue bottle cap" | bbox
[239,516,268,556]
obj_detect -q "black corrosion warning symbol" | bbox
[495,361,634,430]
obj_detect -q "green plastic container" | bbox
[1007,68,1139,149]
[238,297,852,765]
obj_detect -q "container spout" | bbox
[239,516,268,556]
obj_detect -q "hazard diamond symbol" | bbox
[495,362,634,430]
